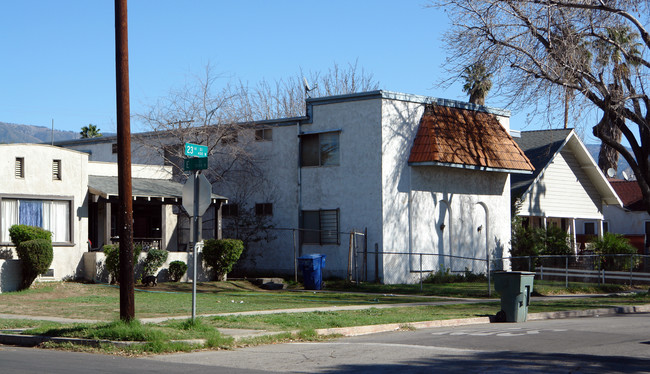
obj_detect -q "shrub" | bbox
[202,239,244,280]
[8,225,51,247]
[16,239,53,290]
[510,223,544,271]
[103,244,142,284]
[169,261,188,282]
[142,248,169,277]
[591,232,638,271]
[539,226,573,267]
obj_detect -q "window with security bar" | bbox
[301,208,339,245]
[300,131,340,167]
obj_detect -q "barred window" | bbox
[301,209,339,245]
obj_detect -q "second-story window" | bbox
[255,128,273,141]
[300,131,340,167]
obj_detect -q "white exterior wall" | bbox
[603,206,649,235]
[299,99,384,279]
[380,101,512,284]
[519,149,603,220]
[0,144,89,281]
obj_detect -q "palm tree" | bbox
[594,26,642,174]
[461,62,492,105]
[80,124,102,139]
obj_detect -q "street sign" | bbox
[182,173,212,217]
[184,143,208,157]
[183,157,208,171]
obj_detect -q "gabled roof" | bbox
[510,129,573,197]
[511,129,622,206]
[408,104,534,173]
[88,175,227,203]
[609,179,645,211]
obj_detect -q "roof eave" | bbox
[408,161,533,174]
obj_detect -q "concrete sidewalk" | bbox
[1,294,649,347]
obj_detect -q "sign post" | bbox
[182,143,210,321]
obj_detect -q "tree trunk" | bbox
[596,112,623,175]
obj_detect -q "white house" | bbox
[511,129,622,251]
[59,90,533,284]
[0,144,225,291]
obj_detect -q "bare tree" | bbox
[238,59,380,119]
[431,0,650,212]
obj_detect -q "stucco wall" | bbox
[380,100,512,284]
[603,206,649,236]
[0,144,89,281]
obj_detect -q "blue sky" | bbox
[0,0,597,140]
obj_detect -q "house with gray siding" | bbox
[511,129,622,251]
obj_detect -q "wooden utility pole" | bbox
[115,0,135,321]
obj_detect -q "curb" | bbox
[1,304,648,348]
[313,303,650,337]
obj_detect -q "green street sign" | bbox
[184,143,208,157]
[183,157,208,171]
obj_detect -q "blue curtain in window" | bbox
[19,200,43,227]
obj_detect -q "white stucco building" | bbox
[59,91,533,284]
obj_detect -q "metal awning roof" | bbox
[88,175,227,203]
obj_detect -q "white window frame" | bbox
[0,196,74,245]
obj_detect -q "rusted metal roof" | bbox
[408,104,534,173]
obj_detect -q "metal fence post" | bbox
[565,256,569,288]
[487,251,491,297]
[630,254,634,286]
[419,253,423,292]
[540,264,543,280]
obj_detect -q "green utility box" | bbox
[493,271,535,322]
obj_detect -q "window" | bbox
[15,157,24,178]
[645,221,650,249]
[255,203,273,216]
[301,209,339,245]
[255,128,273,141]
[1,198,71,243]
[300,131,340,167]
[584,222,596,235]
[111,143,118,154]
[602,221,609,234]
[52,160,61,180]
[222,203,239,218]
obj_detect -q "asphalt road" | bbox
[2,314,649,373]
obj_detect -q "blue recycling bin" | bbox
[298,254,326,290]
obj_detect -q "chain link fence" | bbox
[356,251,650,293]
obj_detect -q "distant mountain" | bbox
[585,143,635,180]
[0,122,80,144]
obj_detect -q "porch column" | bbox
[160,205,167,251]
[598,220,604,239]
[571,218,577,254]
[215,201,223,240]
[104,202,112,248]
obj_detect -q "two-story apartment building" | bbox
[60,91,533,284]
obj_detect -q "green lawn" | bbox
[1,279,647,355]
